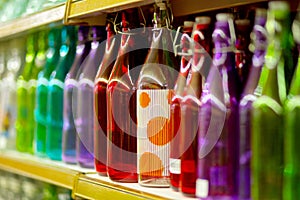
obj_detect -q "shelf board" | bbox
[0,4,65,39]
[0,150,196,200]
[64,0,155,25]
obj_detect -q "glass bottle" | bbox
[238,8,267,200]
[235,19,252,93]
[16,33,37,153]
[137,2,180,187]
[284,12,300,200]
[251,2,291,199]
[46,26,77,160]
[26,30,47,154]
[0,39,24,150]
[196,13,240,199]
[0,44,6,149]
[169,20,194,191]
[94,20,119,175]
[62,26,91,164]
[34,27,62,157]
[107,8,148,182]
[180,16,211,196]
[75,26,106,168]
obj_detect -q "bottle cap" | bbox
[183,21,194,28]
[216,13,233,22]
[235,19,250,26]
[293,12,300,44]
[255,8,267,18]
[195,16,211,25]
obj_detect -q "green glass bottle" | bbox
[26,30,47,154]
[251,2,292,199]
[283,12,300,200]
[34,27,62,157]
[16,33,37,153]
[46,26,76,160]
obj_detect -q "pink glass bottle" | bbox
[106,9,148,182]
[94,19,120,175]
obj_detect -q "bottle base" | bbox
[139,176,170,187]
[108,168,138,183]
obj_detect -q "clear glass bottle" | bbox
[180,16,211,196]
[62,26,91,164]
[107,8,148,182]
[16,33,37,153]
[137,2,180,187]
[34,27,62,157]
[169,20,194,191]
[283,12,300,200]
[75,26,106,168]
[0,38,24,150]
[251,2,292,199]
[196,13,240,199]
[46,26,77,160]
[94,19,120,175]
[238,8,267,200]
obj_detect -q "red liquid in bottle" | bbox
[180,17,211,196]
[106,9,147,182]
[169,21,194,190]
[94,21,118,176]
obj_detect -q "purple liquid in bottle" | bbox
[62,26,91,164]
[197,13,240,199]
[75,26,106,168]
[238,9,267,200]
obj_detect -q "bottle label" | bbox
[28,79,37,88]
[169,158,181,174]
[196,179,209,198]
[137,89,173,177]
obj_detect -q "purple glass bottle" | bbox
[62,26,91,164]
[76,26,106,168]
[238,9,267,200]
[196,13,240,199]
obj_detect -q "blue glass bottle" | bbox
[35,27,62,157]
[62,26,91,164]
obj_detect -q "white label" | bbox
[196,179,209,198]
[137,89,172,177]
[169,158,181,174]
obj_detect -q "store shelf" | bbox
[0,4,65,39]
[0,150,196,200]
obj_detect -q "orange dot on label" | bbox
[139,152,164,177]
[167,90,174,105]
[140,92,151,108]
[147,116,172,146]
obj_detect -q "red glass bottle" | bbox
[94,19,120,175]
[180,16,211,197]
[106,9,148,182]
[169,21,194,191]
